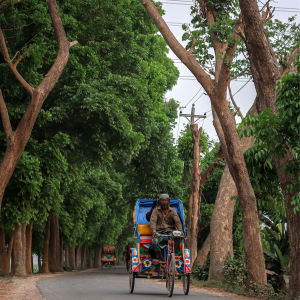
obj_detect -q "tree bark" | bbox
[26,220,33,274]
[69,246,75,270]
[21,222,26,273]
[209,99,261,282]
[81,245,87,269]
[60,235,64,269]
[208,165,236,280]
[38,251,42,273]
[49,215,60,272]
[238,0,300,295]
[75,247,81,269]
[193,233,210,271]
[11,224,26,276]
[0,0,77,212]
[42,215,50,273]
[65,246,69,265]
[187,124,203,266]
[0,228,13,276]
[94,245,100,268]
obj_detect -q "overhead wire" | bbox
[181,86,203,107]
[227,78,252,101]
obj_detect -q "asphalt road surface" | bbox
[37,266,228,300]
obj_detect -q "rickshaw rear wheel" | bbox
[129,256,135,293]
[183,273,190,295]
[167,253,175,297]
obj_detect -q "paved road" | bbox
[37,266,227,300]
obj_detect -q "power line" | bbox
[193,92,205,104]
[181,86,203,107]
[161,1,300,11]
[227,78,252,101]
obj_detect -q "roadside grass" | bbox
[189,278,299,300]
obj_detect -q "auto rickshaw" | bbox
[129,199,191,297]
[101,246,116,270]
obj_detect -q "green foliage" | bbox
[0,0,181,256]
[240,52,300,213]
[224,253,247,288]
[261,214,289,275]
[193,252,210,281]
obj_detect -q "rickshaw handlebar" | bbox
[155,233,185,238]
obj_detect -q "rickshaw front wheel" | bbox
[183,273,190,295]
[129,257,135,293]
[167,253,175,297]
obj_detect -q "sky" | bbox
[159,0,300,143]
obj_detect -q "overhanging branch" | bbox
[0,28,34,95]
[0,90,13,141]
[139,0,215,95]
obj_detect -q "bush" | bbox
[193,252,210,280]
[223,253,247,288]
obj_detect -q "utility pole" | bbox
[179,104,206,267]
[179,103,206,125]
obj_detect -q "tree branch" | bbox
[139,0,215,96]
[189,38,196,52]
[218,18,243,96]
[0,28,34,95]
[14,46,32,68]
[0,90,13,141]
[287,45,299,66]
[0,0,25,15]
[228,81,244,119]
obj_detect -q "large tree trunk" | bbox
[81,245,87,269]
[65,245,69,265]
[38,251,42,273]
[208,165,236,280]
[238,1,300,296]
[49,215,61,272]
[69,246,75,270]
[186,124,203,266]
[25,220,33,274]
[42,215,50,273]
[21,223,26,273]
[11,224,26,276]
[209,99,259,282]
[193,233,210,271]
[75,247,81,269]
[0,228,13,276]
[0,0,76,212]
[60,235,64,269]
[94,245,100,268]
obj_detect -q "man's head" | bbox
[159,193,170,209]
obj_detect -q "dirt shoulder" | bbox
[0,270,92,300]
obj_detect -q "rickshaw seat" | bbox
[137,224,152,236]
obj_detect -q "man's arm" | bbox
[150,208,158,237]
[173,211,183,233]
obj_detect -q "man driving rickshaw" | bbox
[150,194,183,272]
[129,196,191,296]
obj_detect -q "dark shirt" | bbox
[150,206,183,234]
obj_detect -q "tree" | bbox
[240,58,300,297]
[139,0,269,286]
[0,0,77,213]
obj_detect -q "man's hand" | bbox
[152,232,157,239]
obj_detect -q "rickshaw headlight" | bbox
[173,230,181,237]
